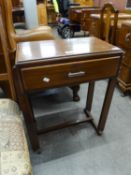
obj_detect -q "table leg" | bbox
[14,68,40,151]
[19,94,40,151]
[97,78,116,134]
[26,120,40,151]
[85,81,95,111]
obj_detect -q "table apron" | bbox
[20,57,120,91]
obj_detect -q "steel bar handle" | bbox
[68,71,85,78]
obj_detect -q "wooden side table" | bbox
[14,37,123,151]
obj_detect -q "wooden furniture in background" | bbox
[117,21,131,94]
[14,37,123,150]
[12,0,24,24]
[74,0,94,6]
[12,6,25,24]
[99,3,118,44]
[11,0,24,24]
[81,8,100,32]
[68,6,100,35]
[69,6,99,22]
[122,10,131,14]
[11,0,22,7]
[46,2,57,24]
[89,12,131,44]
[89,3,119,44]
[69,7,82,23]
[46,0,95,24]
[0,0,54,55]
[0,9,16,100]
[37,2,48,25]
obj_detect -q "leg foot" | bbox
[70,85,80,102]
[97,130,103,135]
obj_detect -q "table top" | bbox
[117,19,131,28]
[70,6,100,13]
[121,20,131,26]
[70,5,98,9]
[16,37,122,65]
[73,8,100,13]
[91,13,131,28]
[91,13,131,20]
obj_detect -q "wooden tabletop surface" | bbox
[91,13,131,20]
[16,37,122,64]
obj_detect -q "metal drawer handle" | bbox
[43,77,50,83]
[68,71,85,78]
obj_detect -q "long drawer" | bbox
[21,57,119,91]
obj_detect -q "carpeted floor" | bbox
[28,80,131,175]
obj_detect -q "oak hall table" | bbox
[14,37,123,151]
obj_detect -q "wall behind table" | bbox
[94,0,127,10]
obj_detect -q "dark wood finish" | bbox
[12,7,25,23]
[89,3,119,45]
[117,21,131,93]
[14,37,123,151]
[89,11,131,45]
[85,81,95,111]
[81,8,100,32]
[21,57,119,91]
[97,77,117,133]
[69,7,100,32]
[11,0,21,7]
[68,6,98,23]
[37,109,93,134]
[100,3,119,44]
[70,85,80,101]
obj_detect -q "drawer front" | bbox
[21,57,119,91]
[69,10,82,22]
[118,25,131,49]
